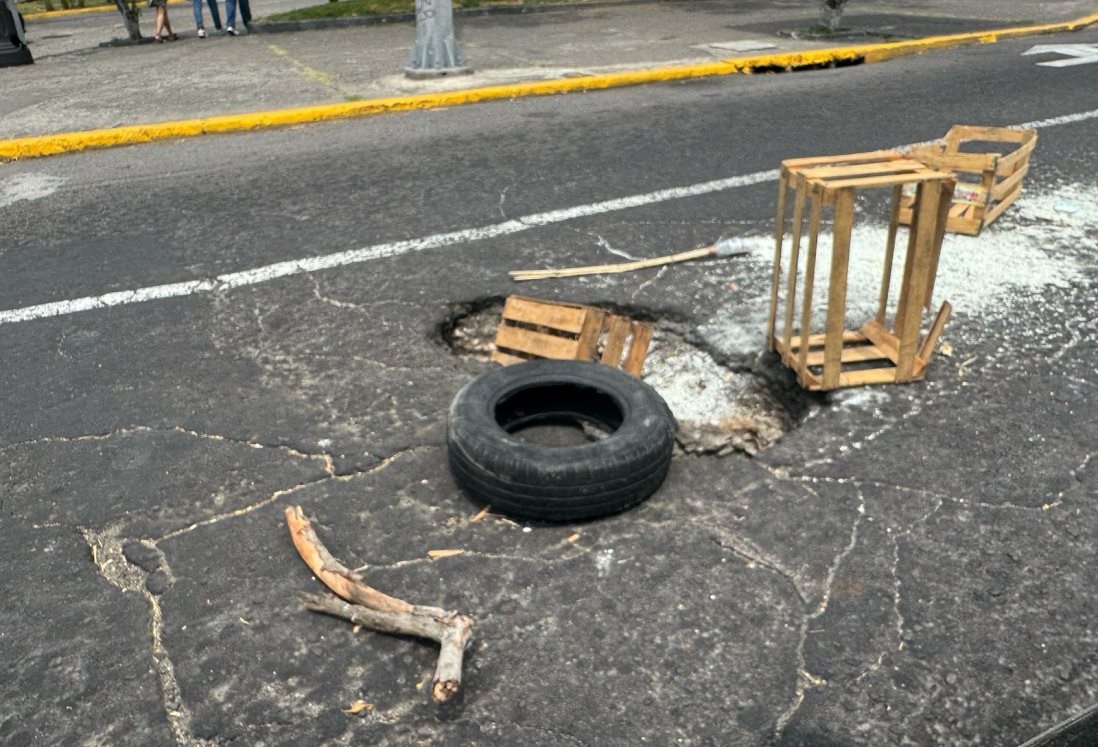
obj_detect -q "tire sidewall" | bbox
[447,360,676,519]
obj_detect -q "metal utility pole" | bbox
[405,0,470,78]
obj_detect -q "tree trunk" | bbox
[114,0,142,39]
[820,0,848,31]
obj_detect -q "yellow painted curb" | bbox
[3,9,1097,161]
[23,0,184,19]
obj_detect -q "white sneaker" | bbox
[226,26,238,35]
[197,28,207,38]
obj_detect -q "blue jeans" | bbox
[225,0,250,28]
[192,0,222,29]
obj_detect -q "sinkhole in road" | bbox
[440,299,816,456]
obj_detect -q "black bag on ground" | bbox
[0,0,33,68]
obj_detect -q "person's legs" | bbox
[225,0,236,31]
[191,0,203,29]
[154,5,166,38]
[206,0,221,30]
[237,0,250,28]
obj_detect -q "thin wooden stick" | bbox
[511,246,714,281]
[286,506,474,702]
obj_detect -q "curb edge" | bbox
[4,9,1097,160]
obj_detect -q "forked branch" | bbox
[285,506,474,702]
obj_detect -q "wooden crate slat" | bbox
[501,295,595,335]
[949,215,984,236]
[838,367,905,387]
[815,171,951,190]
[803,344,889,367]
[495,324,585,361]
[621,323,653,377]
[782,150,904,170]
[859,320,901,365]
[781,184,808,350]
[894,181,945,381]
[767,172,790,351]
[797,194,824,374]
[574,306,604,360]
[918,301,952,363]
[908,147,997,173]
[949,125,1033,144]
[784,331,867,351]
[997,137,1037,175]
[600,316,631,368]
[822,189,855,390]
[490,350,534,366]
[800,368,823,389]
[877,184,904,325]
[924,180,956,310]
[992,163,1029,202]
[982,184,1024,225]
[799,161,933,180]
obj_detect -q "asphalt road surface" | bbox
[2,27,1097,747]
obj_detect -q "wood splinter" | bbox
[285,506,474,702]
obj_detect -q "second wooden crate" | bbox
[900,125,1037,236]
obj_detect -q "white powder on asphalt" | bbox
[0,174,64,209]
[643,338,753,423]
[701,181,1093,359]
[642,332,791,455]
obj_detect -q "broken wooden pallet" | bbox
[490,295,652,377]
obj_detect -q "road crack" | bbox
[773,488,865,741]
[308,274,367,314]
[1,425,338,475]
[711,528,809,606]
[82,526,205,747]
[154,445,430,542]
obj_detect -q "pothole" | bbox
[440,300,812,456]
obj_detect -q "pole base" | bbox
[404,65,472,80]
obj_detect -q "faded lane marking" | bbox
[266,44,345,96]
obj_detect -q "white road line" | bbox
[3,107,1098,327]
[1015,107,1098,129]
[0,170,778,325]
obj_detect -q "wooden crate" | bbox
[491,296,653,377]
[900,125,1037,236]
[766,151,955,391]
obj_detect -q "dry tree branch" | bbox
[285,506,474,702]
[302,593,474,702]
[286,506,416,614]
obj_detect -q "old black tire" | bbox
[447,359,676,522]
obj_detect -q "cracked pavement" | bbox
[2,20,1098,747]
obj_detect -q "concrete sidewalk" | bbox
[3,0,1095,142]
